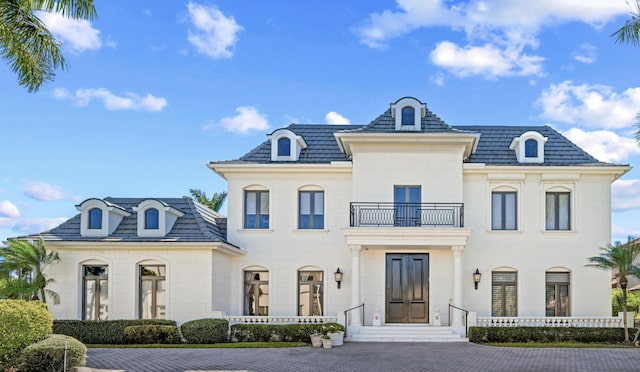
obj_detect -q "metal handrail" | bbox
[350,202,464,227]
[343,303,365,339]
[448,303,470,338]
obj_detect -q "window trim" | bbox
[298,190,325,229]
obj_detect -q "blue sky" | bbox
[1,0,639,243]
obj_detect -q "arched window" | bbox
[244,270,269,315]
[401,106,415,126]
[277,137,291,156]
[525,139,537,158]
[145,208,159,229]
[88,208,102,229]
[298,269,323,316]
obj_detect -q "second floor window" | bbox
[492,192,517,230]
[299,191,324,229]
[245,191,269,229]
[546,192,570,231]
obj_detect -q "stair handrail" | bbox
[343,303,365,339]
[448,303,470,338]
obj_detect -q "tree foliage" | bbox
[0,0,97,92]
[189,188,228,212]
[0,238,61,304]
[586,238,640,341]
[612,0,640,46]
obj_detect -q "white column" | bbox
[451,245,464,327]
[350,245,362,327]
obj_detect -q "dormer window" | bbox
[76,198,131,237]
[267,129,308,161]
[145,208,159,229]
[88,208,102,229]
[133,199,185,237]
[509,131,548,163]
[391,97,425,132]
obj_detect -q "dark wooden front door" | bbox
[385,253,429,323]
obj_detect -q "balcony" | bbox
[350,202,464,228]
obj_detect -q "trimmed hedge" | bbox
[0,300,53,370]
[53,319,177,344]
[19,334,86,372]
[124,325,182,344]
[180,318,229,344]
[469,326,639,344]
[230,322,345,343]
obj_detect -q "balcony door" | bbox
[394,186,421,226]
[386,253,429,323]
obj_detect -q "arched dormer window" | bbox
[277,137,291,156]
[401,106,415,126]
[145,208,159,229]
[509,131,548,163]
[88,208,103,229]
[267,129,308,161]
[391,97,425,131]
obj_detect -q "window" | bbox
[394,186,421,226]
[546,272,570,316]
[244,191,269,229]
[88,208,102,229]
[401,106,415,126]
[83,265,108,320]
[492,192,517,230]
[299,191,324,229]
[144,208,159,229]
[546,192,570,230]
[298,271,323,316]
[244,271,269,315]
[492,272,517,317]
[525,139,537,158]
[139,265,166,319]
[277,137,291,156]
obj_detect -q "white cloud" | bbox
[536,81,640,129]
[0,201,19,218]
[38,12,101,53]
[186,2,243,59]
[0,217,67,235]
[325,112,351,125]
[612,179,640,212]
[24,181,67,201]
[53,88,168,112]
[562,128,640,163]
[572,43,596,64]
[215,106,269,134]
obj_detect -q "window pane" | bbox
[401,107,415,126]
[491,193,503,230]
[525,139,537,157]
[504,193,516,230]
[504,285,517,316]
[155,280,166,319]
[545,193,556,230]
[84,280,97,320]
[558,284,569,316]
[300,192,311,214]
[140,279,153,319]
[277,138,290,156]
[99,279,108,320]
[244,271,269,316]
[259,192,269,214]
[145,208,159,229]
[491,285,503,317]
[314,192,324,214]
[88,208,102,229]
[558,193,570,230]
[298,271,323,316]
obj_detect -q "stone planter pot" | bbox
[328,331,344,346]
[310,334,323,347]
[322,337,332,349]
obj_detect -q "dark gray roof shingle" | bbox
[16,197,233,244]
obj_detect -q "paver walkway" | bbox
[86,343,640,372]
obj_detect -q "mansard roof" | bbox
[15,197,232,244]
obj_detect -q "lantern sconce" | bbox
[473,268,482,290]
[334,268,343,289]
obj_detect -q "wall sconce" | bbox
[334,268,343,289]
[473,268,482,290]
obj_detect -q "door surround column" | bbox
[451,245,464,327]
[350,245,362,327]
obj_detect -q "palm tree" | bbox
[0,238,61,304]
[586,238,640,341]
[189,188,228,212]
[613,0,640,45]
[0,0,97,92]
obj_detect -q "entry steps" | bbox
[347,325,467,342]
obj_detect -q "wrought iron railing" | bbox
[449,304,469,338]
[343,303,365,339]
[350,202,464,227]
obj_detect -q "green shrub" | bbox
[0,300,53,370]
[53,319,176,344]
[123,325,182,344]
[469,326,638,344]
[19,334,86,372]
[612,288,640,316]
[180,318,229,344]
[230,322,344,343]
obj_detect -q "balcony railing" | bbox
[350,202,464,228]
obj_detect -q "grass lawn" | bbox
[88,342,308,348]
[484,342,637,348]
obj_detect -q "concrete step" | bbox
[347,326,468,343]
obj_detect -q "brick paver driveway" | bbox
[86,342,640,372]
